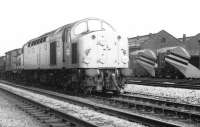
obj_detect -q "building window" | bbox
[161,37,166,43]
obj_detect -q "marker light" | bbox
[117,35,121,40]
[91,35,96,40]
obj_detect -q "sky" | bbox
[0,0,200,55]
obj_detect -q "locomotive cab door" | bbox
[50,41,57,66]
[62,28,71,67]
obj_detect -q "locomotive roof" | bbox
[25,23,73,44]
[24,17,109,46]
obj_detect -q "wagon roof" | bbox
[0,56,5,59]
[5,48,21,54]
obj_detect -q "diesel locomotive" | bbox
[0,18,129,94]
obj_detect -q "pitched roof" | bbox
[128,30,181,45]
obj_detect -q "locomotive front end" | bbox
[78,31,128,69]
[71,18,129,93]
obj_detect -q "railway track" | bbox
[119,93,200,122]
[87,93,200,127]
[1,84,105,127]
[0,81,147,127]
[127,77,200,89]
[0,87,97,127]
[0,80,184,127]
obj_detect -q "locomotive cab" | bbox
[68,18,129,94]
[70,18,128,68]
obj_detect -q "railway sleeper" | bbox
[107,97,200,124]
[114,97,200,115]
[177,112,191,120]
[191,115,200,122]
[8,93,83,127]
[163,110,177,117]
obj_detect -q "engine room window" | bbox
[28,49,30,54]
[28,42,31,47]
[39,38,43,43]
[44,44,47,50]
[88,20,101,31]
[74,22,87,35]
[22,47,24,53]
[57,41,60,47]
[32,47,35,53]
[43,37,46,42]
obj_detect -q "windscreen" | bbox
[88,20,102,31]
[74,19,115,35]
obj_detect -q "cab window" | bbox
[102,22,113,32]
[74,22,87,35]
[88,20,101,31]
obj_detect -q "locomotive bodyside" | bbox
[23,19,128,70]
[23,31,64,70]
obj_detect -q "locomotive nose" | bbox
[78,31,128,69]
[96,32,119,68]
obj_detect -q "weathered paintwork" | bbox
[22,18,129,70]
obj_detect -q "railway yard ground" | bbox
[0,89,43,127]
[0,80,146,127]
[1,79,200,127]
[124,80,200,105]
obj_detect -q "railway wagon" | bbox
[156,46,200,78]
[5,48,21,71]
[4,48,21,79]
[156,48,185,78]
[129,46,200,79]
[0,56,5,71]
[0,56,5,78]
[130,49,157,77]
[17,18,129,94]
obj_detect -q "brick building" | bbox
[179,33,200,68]
[129,30,183,53]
